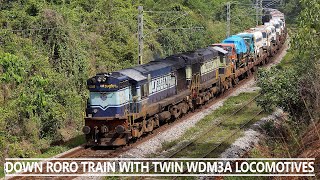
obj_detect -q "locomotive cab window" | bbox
[220,56,226,65]
[119,80,129,89]
[262,32,267,38]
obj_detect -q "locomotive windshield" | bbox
[86,73,131,118]
[89,91,117,109]
[262,32,267,38]
[243,37,251,44]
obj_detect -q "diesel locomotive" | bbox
[82,8,287,146]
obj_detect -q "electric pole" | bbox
[226,2,231,37]
[138,6,143,65]
[256,0,259,26]
[260,0,263,24]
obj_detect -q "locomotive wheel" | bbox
[233,78,239,85]
[132,123,144,138]
[246,70,252,77]
[170,105,181,119]
[145,119,154,132]
[154,115,160,128]
[220,85,225,94]
[228,80,233,89]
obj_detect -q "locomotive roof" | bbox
[95,47,226,83]
[161,55,187,69]
[117,68,147,82]
[237,33,254,38]
[179,51,201,64]
[195,48,218,62]
[117,60,173,81]
[95,72,128,81]
[212,43,235,47]
[133,61,170,75]
[178,47,222,64]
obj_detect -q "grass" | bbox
[38,134,85,158]
[174,102,266,158]
[181,92,259,140]
[276,50,294,68]
[1,134,85,178]
[0,166,3,178]
[156,91,268,159]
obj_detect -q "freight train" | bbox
[82,8,287,146]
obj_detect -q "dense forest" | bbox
[0,0,315,162]
[0,0,258,159]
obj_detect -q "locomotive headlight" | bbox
[90,78,96,84]
[101,77,107,82]
[97,77,102,82]
[115,125,125,134]
[82,126,91,134]
[93,109,98,113]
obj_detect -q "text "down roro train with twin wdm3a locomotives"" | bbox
[82,8,287,146]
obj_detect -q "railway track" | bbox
[147,95,263,172]
[167,95,262,158]
[169,111,263,179]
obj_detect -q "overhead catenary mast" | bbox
[226,2,231,37]
[138,6,144,65]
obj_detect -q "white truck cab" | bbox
[265,22,278,42]
[250,26,272,51]
[240,31,264,57]
[269,19,282,36]
[265,25,276,43]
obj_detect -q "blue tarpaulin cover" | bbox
[222,35,248,54]
[237,33,254,53]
